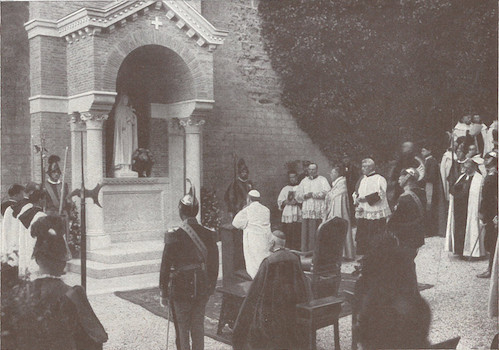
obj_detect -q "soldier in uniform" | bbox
[160,180,219,350]
[45,155,71,216]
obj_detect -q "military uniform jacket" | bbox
[159,218,219,301]
[388,187,427,249]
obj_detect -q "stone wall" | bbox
[201,0,330,220]
[1,2,31,197]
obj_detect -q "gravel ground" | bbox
[89,236,497,350]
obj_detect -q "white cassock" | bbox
[484,121,498,155]
[445,172,486,257]
[232,201,272,279]
[453,122,470,140]
[440,151,454,200]
[1,205,20,267]
[18,210,46,278]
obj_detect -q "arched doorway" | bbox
[105,44,195,178]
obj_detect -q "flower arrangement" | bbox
[68,202,81,258]
[201,187,222,233]
[132,148,155,177]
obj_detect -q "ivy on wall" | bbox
[258,0,497,162]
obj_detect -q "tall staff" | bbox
[80,135,87,289]
[59,146,69,215]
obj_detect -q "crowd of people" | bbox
[1,156,107,349]
[1,115,497,350]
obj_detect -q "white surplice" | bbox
[18,211,46,279]
[277,184,302,223]
[296,176,331,219]
[232,201,272,279]
[1,206,19,266]
[354,174,391,220]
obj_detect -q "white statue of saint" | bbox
[113,94,138,177]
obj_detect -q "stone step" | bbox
[67,258,161,279]
[87,240,164,264]
[110,229,164,243]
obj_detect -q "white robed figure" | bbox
[445,158,486,257]
[1,205,21,267]
[232,190,272,279]
[323,167,355,260]
[113,94,138,176]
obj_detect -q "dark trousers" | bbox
[283,222,301,251]
[172,296,209,350]
[355,218,387,255]
[484,222,498,271]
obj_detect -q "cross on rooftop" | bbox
[151,16,163,30]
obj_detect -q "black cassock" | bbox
[480,171,498,256]
[450,175,473,256]
[232,249,312,350]
[2,277,108,350]
[423,156,446,236]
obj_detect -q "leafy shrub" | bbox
[258,0,497,162]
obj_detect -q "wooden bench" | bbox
[216,280,251,335]
[296,295,343,350]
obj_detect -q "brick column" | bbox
[81,112,109,250]
[180,115,205,221]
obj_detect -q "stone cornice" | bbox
[24,0,228,50]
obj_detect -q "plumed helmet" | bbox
[237,158,249,173]
[179,179,199,217]
[31,215,71,262]
[47,155,61,174]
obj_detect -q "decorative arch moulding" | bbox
[24,0,228,51]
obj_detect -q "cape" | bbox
[323,177,355,259]
[232,249,312,350]
[11,198,30,218]
[2,278,107,350]
[1,199,16,216]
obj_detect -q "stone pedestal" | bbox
[81,112,110,251]
[114,167,138,178]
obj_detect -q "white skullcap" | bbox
[248,190,260,198]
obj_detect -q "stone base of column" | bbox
[87,232,111,251]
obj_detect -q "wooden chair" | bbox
[296,296,343,350]
[301,217,348,299]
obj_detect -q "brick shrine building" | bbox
[1,1,330,279]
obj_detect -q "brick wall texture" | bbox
[1,2,31,197]
[3,0,330,219]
